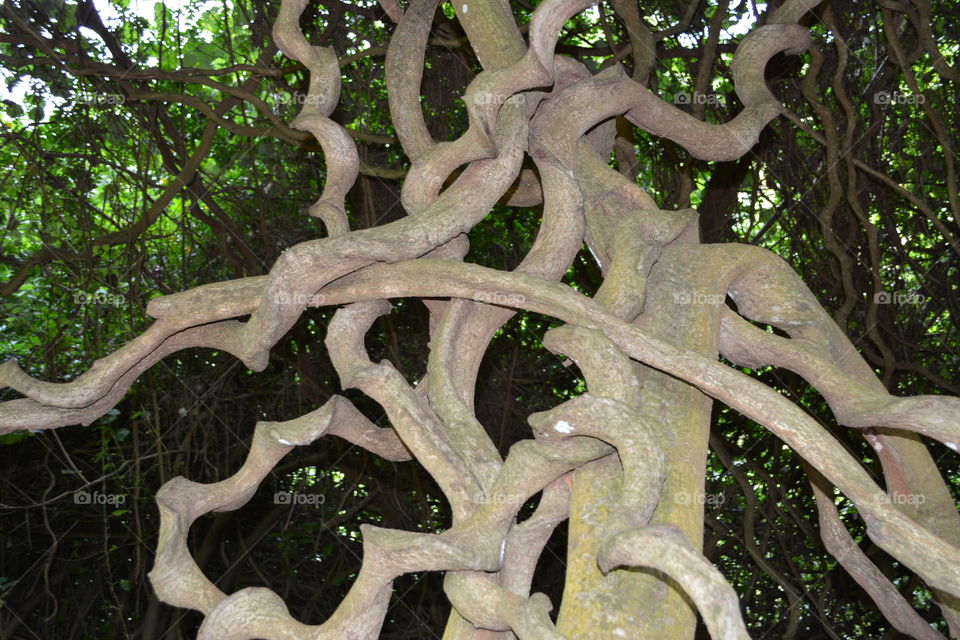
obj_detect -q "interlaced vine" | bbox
[1,0,958,637]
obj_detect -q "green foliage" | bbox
[0,0,957,637]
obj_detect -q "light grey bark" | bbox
[2,0,958,637]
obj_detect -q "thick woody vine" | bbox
[1,0,959,637]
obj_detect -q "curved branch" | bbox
[598,524,750,640]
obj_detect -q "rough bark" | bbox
[1,0,958,638]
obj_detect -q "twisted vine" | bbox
[2,0,958,637]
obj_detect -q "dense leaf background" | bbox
[0,0,957,637]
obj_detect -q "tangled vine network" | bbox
[1,0,959,637]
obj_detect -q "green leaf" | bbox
[2,99,23,119]
[0,430,31,445]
